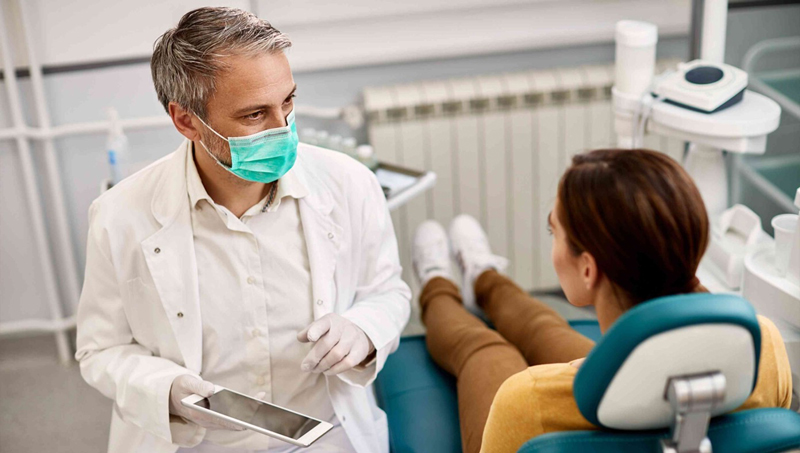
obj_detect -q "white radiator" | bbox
[365,60,684,310]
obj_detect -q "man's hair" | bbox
[151,7,291,118]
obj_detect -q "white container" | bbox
[356,144,379,171]
[615,20,658,98]
[316,130,330,149]
[342,137,358,158]
[772,213,798,276]
[300,128,318,145]
[329,134,343,152]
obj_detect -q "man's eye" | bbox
[284,94,296,105]
[246,111,263,120]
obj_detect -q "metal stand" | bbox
[661,372,726,453]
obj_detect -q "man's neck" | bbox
[192,140,272,218]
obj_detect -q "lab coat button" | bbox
[253,328,261,337]
[154,247,161,254]
[247,276,256,285]
[328,232,334,240]
[316,299,323,306]
[177,312,184,318]
[256,376,265,385]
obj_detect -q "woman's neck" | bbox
[593,280,629,334]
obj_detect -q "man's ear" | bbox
[580,251,600,291]
[169,102,201,142]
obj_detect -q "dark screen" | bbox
[198,390,320,440]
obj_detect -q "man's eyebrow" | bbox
[233,85,297,116]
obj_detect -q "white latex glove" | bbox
[168,375,245,431]
[297,313,375,375]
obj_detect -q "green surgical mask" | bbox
[196,109,298,184]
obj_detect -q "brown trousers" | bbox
[419,271,595,453]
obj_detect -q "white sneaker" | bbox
[449,215,508,313]
[413,220,454,287]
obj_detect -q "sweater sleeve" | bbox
[736,316,793,411]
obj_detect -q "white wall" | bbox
[8,0,692,71]
[8,0,251,68]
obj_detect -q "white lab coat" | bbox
[75,140,411,453]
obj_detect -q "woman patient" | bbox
[411,149,792,453]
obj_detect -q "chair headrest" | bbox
[573,293,761,430]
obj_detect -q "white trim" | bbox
[0,316,77,335]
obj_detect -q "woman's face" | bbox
[550,198,591,307]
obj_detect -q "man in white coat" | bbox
[75,7,411,453]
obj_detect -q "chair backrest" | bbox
[572,293,761,430]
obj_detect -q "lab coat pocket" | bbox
[122,277,171,354]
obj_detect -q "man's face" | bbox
[195,51,295,166]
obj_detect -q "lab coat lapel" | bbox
[296,158,343,319]
[141,141,203,373]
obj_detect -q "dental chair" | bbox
[375,293,800,453]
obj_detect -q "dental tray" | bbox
[376,162,437,212]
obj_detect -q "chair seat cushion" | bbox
[375,321,603,453]
[518,408,800,453]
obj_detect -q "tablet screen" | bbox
[198,390,320,439]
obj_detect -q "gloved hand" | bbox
[168,375,245,431]
[297,313,375,375]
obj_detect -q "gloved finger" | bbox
[301,330,341,371]
[315,331,356,373]
[254,391,267,401]
[325,335,369,376]
[297,317,331,343]
[180,376,215,398]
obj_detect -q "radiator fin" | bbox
[365,60,684,329]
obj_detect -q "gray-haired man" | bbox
[75,7,410,453]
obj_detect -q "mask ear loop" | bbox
[193,109,297,170]
[193,112,229,142]
[193,112,236,171]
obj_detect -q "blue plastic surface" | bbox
[375,321,602,453]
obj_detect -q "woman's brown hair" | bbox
[556,149,709,306]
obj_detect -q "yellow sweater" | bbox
[480,316,793,453]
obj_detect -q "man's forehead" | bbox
[211,52,294,106]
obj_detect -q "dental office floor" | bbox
[0,295,591,452]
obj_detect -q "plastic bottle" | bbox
[107,109,128,186]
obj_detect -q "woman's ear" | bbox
[580,251,600,290]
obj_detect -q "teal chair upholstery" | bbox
[521,293,800,452]
[375,294,800,453]
[374,320,603,453]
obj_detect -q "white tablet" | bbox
[181,386,333,447]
